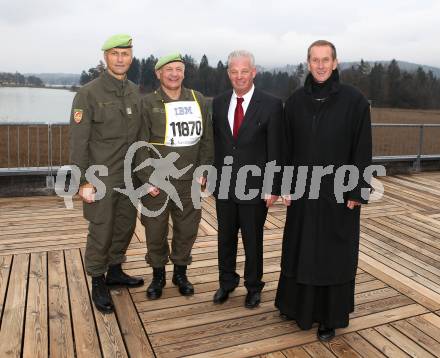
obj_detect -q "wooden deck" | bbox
[0,172,440,357]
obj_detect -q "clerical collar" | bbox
[311,73,335,100]
[304,69,340,97]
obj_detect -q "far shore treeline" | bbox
[80,55,440,109]
[0,72,44,87]
[3,54,437,110]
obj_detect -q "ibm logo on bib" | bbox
[174,106,193,116]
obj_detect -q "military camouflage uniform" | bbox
[69,70,141,276]
[136,87,214,267]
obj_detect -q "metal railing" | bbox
[0,122,69,177]
[0,122,439,178]
[371,123,440,171]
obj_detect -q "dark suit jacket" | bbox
[212,88,283,204]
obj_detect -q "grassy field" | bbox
[371,108,440,156]
[0,108,439,168]
[372,107,440,124]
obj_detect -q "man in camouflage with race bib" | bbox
[136,53,214,299]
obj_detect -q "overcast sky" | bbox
[1,0,439,73]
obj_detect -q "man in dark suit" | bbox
[211,50,283,308]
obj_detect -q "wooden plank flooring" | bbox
[0,172,439,357]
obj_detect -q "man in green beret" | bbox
[69,34,144,314]
[136,53,214,299]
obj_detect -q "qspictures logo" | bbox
[55,141,385,216]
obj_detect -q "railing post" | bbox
[46,123,54,189]
[7,125,10,170]
[47,124,50,170]
[413,125,424,172]
[17,125,20,168]
[27,126,30,167]
[37,126,40,167]
[59,125,62,166]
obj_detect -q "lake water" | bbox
[0,87,75,124]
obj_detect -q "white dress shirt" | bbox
[227,85,255,132]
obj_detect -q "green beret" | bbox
[155,53,184,70]
[101,34,133,51]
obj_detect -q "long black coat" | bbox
[281,72,372,285]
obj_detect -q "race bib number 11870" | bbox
[164,100,203,147]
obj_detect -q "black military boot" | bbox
[106,263,144,288]
[92,275,114,313]
[146,267,166,300]
[172,265,194,296]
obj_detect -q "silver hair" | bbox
[227,50,255,67]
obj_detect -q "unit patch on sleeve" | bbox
[74,109,83,123]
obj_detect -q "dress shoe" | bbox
[317,324,335,341]
[213,287,234,304]
[92,275,114,313]
[245,291,261,308]
[106,264,144,287]
[172,265,194,296]
[147,267,166,300]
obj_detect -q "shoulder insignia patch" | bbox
[74,109,83,123]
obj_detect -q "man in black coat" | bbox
[211,50,283,308]
[275,40,372,341]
